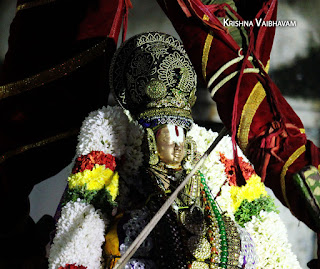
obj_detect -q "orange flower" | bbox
[72,151,116,174]
[219,153,255,186]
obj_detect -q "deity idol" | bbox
[48,32,301,269]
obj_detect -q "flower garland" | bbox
[48,200,106,269]
[187,123,302,269]
[76,106,129,158]
[76,106,144,178]
[50,112,302,269]
[230,174,268,211]
[220,152,255,186]
[49,106,144,269]
[245,211,301,268]
[68,164,119,199]
[231,174,278,228]
[118,119,144,178]
[72,151,116,174]
[65,106,144,208]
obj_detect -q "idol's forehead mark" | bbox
[166,124,184,144]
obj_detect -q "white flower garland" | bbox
[186,123,302,269]
[187,124,246,217]
[76,106,144,176]
[49,107,144,269]
[77,106,129,158]
[244,211,301,269]
[49,200,106,269]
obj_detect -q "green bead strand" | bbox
[199,171,229,268]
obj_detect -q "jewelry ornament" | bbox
[146,127,159,165]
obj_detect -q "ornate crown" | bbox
[110,32,197,130]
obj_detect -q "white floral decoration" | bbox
[186,124,240,217]
[48,200,107,269]
[119,114,144,177]
[76,106,144,177]
[187,124,302,268]
[245,211,301,269]
[186,124,245,207]
[76,106,129,158]
[56,117,302,269]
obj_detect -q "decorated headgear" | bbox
[110,32,197,130]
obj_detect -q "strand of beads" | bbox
[199,172,228,269]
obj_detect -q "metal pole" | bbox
[113,126,228,269]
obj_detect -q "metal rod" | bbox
[113,126,228,269]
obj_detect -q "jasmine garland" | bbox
[48,200,107,269]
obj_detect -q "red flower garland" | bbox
[219,153,255,186]
[58,264,87,269]
[72,151,116,174]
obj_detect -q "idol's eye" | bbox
[157,136,173,144]
[163,139,175,145]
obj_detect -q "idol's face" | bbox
[155,124,185,169]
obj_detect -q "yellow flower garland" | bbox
[68,164,119,200]
[230,174,268,211]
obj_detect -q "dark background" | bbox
[0,0,319,267]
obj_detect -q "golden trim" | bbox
[16,0,57,12]
[203,14,209,21]
[299,128,305,134]
[264,60,270,73]
[201,14,213,81]
[138,107,192,119]
[0,129,79,164]
[237,82,266,151]
[202,33,213,81]
[280,145,306,209]
[0,39,109,100]
[237,60,270,151]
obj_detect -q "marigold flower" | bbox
[68,164,119,200]
[230,174,268,211]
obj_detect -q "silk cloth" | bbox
[156,0,320,234]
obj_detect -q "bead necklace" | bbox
[199,172,241,269]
